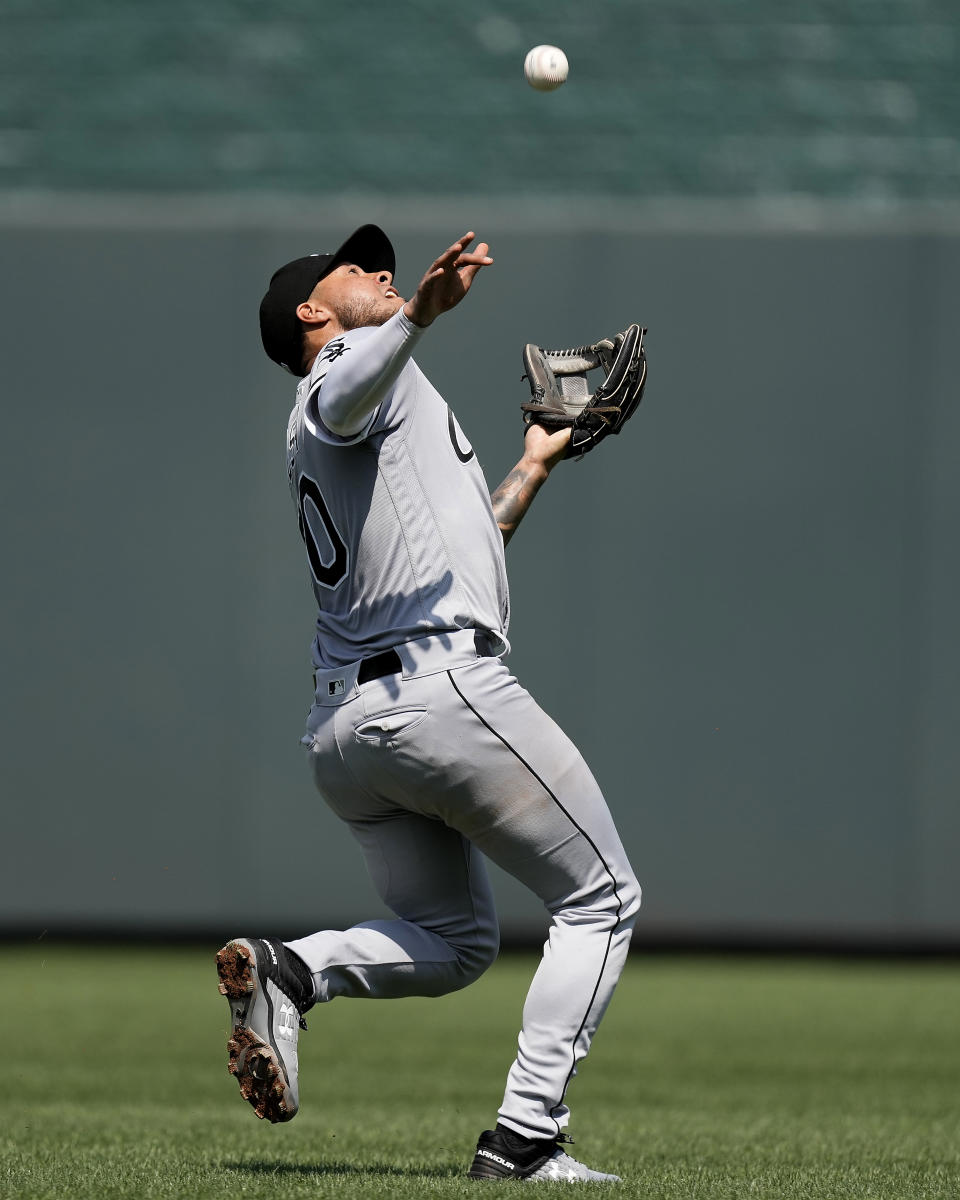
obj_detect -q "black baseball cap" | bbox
[259,224,396,376]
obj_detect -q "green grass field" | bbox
[2,945,958,1199]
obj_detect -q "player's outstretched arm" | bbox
[404,233,493,328]
[317,234,492,437]
[491,424,572,547]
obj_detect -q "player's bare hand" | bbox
[404,233,493,328]
[523,421,572,473]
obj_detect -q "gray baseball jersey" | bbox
[279,304,639,1146]
[285,310,510,670]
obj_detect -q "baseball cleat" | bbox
[468,1125,621,1183]
[216,937,313,1123]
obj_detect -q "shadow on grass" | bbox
[223,1159,458,1180]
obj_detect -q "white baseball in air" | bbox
[524,45,569,92]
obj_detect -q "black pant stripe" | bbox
[446,670,625,1136]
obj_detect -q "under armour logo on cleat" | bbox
[277,1003,299,1041]
[477,1150,515,1170]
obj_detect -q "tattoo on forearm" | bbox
[490,462,547,546]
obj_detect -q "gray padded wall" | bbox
[2,220,958,942]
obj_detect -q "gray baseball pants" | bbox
[287,631,641,1140]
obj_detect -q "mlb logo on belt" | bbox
[328,679,345,696]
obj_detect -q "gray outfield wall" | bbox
[2,206,958,944]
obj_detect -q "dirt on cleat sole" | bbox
[216,940,297,1124]
[216,942,255,1000]
[227,1027,290,1121]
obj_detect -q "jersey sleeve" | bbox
[302,310,425,444]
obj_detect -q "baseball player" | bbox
[217,225,643,1183]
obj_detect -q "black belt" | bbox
[357,631,497,685]
[356,648,403,685]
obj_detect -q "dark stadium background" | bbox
[2,0,958,951]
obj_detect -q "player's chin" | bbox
[368,296,405,326]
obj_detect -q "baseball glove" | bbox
[521,325,647,459]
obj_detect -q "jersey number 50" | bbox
[297,475,348,590]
